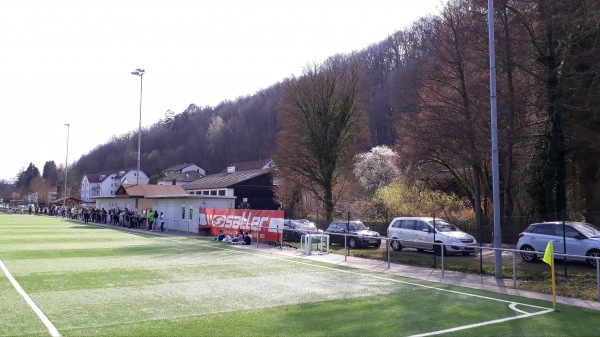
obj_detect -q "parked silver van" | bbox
[387,217,477,255]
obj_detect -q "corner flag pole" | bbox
[543,241,557,310]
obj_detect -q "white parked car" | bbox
[517,221,600,267]
[387,217,477,255]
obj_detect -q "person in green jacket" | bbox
[147,210,155,231]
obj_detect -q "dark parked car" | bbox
[282,219,322,243]
[325,220,381,248]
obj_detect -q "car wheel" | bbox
[348,237,358,248]
[390,240,403,251]
[434,244,447,256]
[520,245,538,263]
[461,252,472,256]
[586,249,600,267]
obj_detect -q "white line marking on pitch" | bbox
[172,238,555,335]
[407,307,554,337]
[509,302,530,314]
[189,240,550,311]
[0,260,61,337]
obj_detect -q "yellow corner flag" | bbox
[543,240,557,310]
[543,241,554,266]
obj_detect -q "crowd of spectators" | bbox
[30,205,149,228]
[23,205,251,243]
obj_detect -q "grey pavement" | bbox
[87,220,600,311]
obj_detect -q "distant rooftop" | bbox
[183,169,270,190]
[219,159,275,173]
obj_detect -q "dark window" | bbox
[391,220,402,228]
[218,190,225,196]
[531,224,555,236]
[402,220,416,230]
[563,226,580,238]
[416,221,430,232]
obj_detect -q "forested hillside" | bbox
[73,84,281,178]
[67,0,600,222]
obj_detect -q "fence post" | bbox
[512,250,516,289]
[441,243,445,278]
[255,225,259,247]
[386,236,390,269]
[433,214,436,269]
[346,211,351,259]
[597,258,599,302]
[479,230,483,275]
[344,232,347,262]
[278,225,282,251]
[562,211,568,277]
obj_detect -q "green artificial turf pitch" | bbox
[1,215,599,337]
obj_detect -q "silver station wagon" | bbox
[387,217,477,255]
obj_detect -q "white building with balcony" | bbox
[80,169,149,202]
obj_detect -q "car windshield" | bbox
[294,220,317,230]
[573,223,600,238]
[349,222,367,231]
[429,219,460,232]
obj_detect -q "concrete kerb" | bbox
[79,219,600,311]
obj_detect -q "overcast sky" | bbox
[0,0,444,181]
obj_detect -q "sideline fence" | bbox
[256,225,600,301]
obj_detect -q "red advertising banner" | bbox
[199,208,284,242]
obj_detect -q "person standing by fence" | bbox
[147,210,155,231]
[159,212,165,232]
[83,207,90,224]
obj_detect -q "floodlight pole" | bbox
[63,123,70,208]
[488,0,503,278]
[131,68,145,185]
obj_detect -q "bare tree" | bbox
[397,1,490,228]
[205,116,228,170]
[275,54,368,223]
[57,166,80,201]
[492,0,540,222]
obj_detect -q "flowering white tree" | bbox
[353,145,400,190]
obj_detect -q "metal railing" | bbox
[167,219,192,236]
[249,226,600,301]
